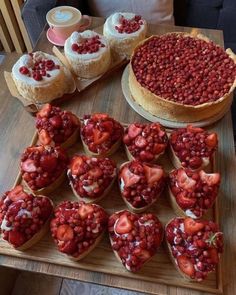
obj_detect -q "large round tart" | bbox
[129,32,236,122]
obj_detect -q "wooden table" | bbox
[0,18,235,295]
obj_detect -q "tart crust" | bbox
[129,33,236,122]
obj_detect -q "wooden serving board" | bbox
[0,128,223,294]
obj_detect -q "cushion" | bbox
[87,0,174,25]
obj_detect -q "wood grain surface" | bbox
[0,17,235,295]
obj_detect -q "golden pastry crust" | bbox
[129,33,236,122]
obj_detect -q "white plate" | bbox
[121,65,232,128]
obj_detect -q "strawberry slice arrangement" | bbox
[36,104,80,148]
[0,185,53,249]
[67,155,116,202]
[118,161,166,212]
[169,168,220,218]
[169,125,218,171]
[115,15,144,34]
[108,210,163,272]
[165,217,223,281]
[20,145,68,194]
[50,201,108,259]
[123,122,168,162]
[81,113,124,156]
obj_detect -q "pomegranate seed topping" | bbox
[19,66,29,75]
[115,15,143,34]
[33,72,42,81]
[71,35,105,54]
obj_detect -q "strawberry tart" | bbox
[129,32,236,122]
[103,12,147,57]
[12,51,74,103]
[64,30,111,78]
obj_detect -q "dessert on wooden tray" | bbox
[0,185,53,250]
[12,51,74,103]
[103,12,147,57]
[64,30,111,79]
[129,31,236,122]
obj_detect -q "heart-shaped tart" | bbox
[0,185,53,250]
[50,201,108,260]
[169,125,218,171]
[118,160,166,212]
[123,122,168,162]
[169,168,220,218]
[165,217,223,281]
[67,155,116,203]
[81,113,124,157]
[108,210,163,272]
[20,145,68,194]
[36,104,80,148]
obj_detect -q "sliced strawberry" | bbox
[205,133,218,148]
[60,239,77,254]
[143,165,163,185]
[93,129,110,145]
[184,217,204,235]
[208,248,219,264]
[37,103,52,118]
[100,121,113,133]
[121,166,140,188]
[127,124,142,139]
[40,155,57,172]
[56,224,74,241]
[176,191,197,209]
[133,248,151,261]
[134,136,147,148]
[8,231,26,248]
[78,204,94,219]
[177,169,196,192]
[92,113,109,121]
[39,129,51,145]
[7,185,28,202]
[199,170,220,186]
[21,159,37,172]
[70,156,84,175]
[187,125,204,133]
[88,167,103,178]
[153,143,166,154]
[177,255,195,277]
[115,214,132,234]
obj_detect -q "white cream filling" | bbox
[83,181,99,193]
[185,209,197,219]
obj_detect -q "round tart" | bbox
[20,145,68,194]
[129,32,236,122]
[0,185,53,250]
[67,155,117,203]
[103,12,147,57]
[36,104,80,148]
[123,122,168,162]
[12,51,74,103]
[50,201,108,260]
[169,125,218,171]
[165,217,223,281]
[64,30,111,78]
[169,168,220,218]
[81,113,124,157]
[118,161,166,212]
[108,210,163,272]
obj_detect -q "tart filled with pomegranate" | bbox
[36,104,80,148]
[68,155,116,203]
[103,12,147,57]
[123,122,168,162]
[118,161,166,212]
[64,30,111,78]
[0,185,53,250]
[81,113,124,157]
[165,217,223,281]
[108,210,163,272]
[12,51,74,103]
[169,125,218,171]
[169,168,220,218]
[129,32,236,122]
[50,201,107,260]
[20,145,68,194]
